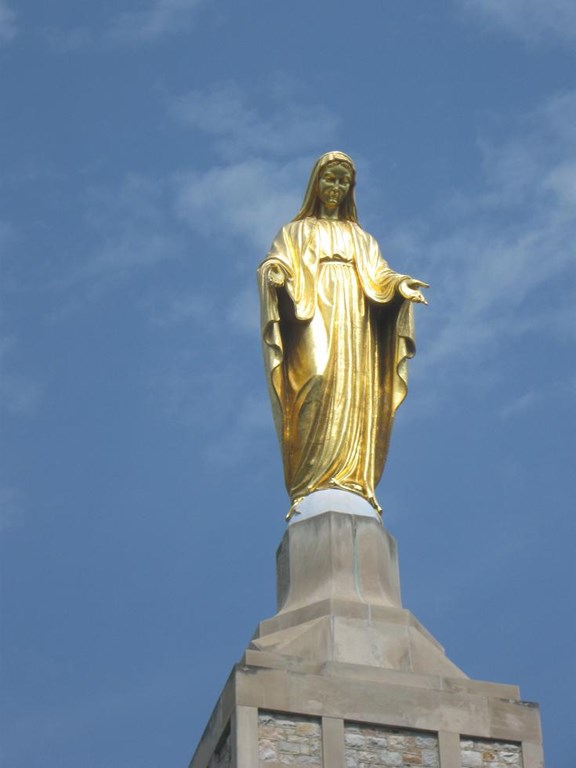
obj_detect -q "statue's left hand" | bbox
[399,278,429,305]
[266,264,286,288]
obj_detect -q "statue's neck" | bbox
[318,203,340,220]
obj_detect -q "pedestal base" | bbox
[189,654,543,768]
[251,511,464,677]
[187,512,543,768]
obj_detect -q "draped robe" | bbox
[258,217,415,512]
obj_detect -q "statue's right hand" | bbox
[267,265,285,288]
[398,277,429,305]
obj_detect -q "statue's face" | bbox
[317,163,352,210]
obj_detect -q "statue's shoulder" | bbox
[349,221,377,246]
[282,218,314,235]
[273,218,315,246]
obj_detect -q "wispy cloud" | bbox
[145,292,216,328]
[498,390,539,419]
[54,174,188,296]
[146,284,258,335]
[42,25,94,53]
[175,157,308,252]
[42,0,205,50]
[389,90,576,412]
[172,82,340,250]
[146,82,338,460]
[150,356,274,468]
[461,0,576,41]
[168,81,338,354]
[0,0,16,45]
[499,375,576,419]
[107,0,206,43]
[171,83,339,160]
[0,173,193,329]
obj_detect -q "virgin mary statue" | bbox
[258,151,428,518]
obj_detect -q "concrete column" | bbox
[233,706,258,768]
[276,511,402,613]
[438,731,461,768]
[322,717,345,768]
[522,741,545,768]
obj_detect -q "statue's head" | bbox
[293,151,358,223]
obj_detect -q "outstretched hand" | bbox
[267,264,286,288]
[399,278,429,305]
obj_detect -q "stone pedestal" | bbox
[188,511,544,768]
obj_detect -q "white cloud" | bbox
[107,0,205,43]
[147,354,277,477]
[150,357,274,467]
[87,228,179,279]
[175,157,307,252]
[0,0,16,45]
[65,174,188,289]
[21,174,193,324]
[172,84,339,159]
[146,292,216,328]
[498,390,539,419]
[42,0,206,50]
[147,283,258,335]
[461,0,576,41]
[203,392,274,469]
[148,85,340,462]
[543,162,576,207]
[386,90,576,411]
[42,25,94,53]
[538,90,576,148]
[172,83,340,251]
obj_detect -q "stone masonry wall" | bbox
[461,738,523,768]
[258,711,322,766]
[344,723,439,767]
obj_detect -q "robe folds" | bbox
[258,216,415,512]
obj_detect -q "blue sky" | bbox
[1,1,575,766]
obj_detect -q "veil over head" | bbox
[293,151,358,223]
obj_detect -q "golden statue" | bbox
[258,151,428,518]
